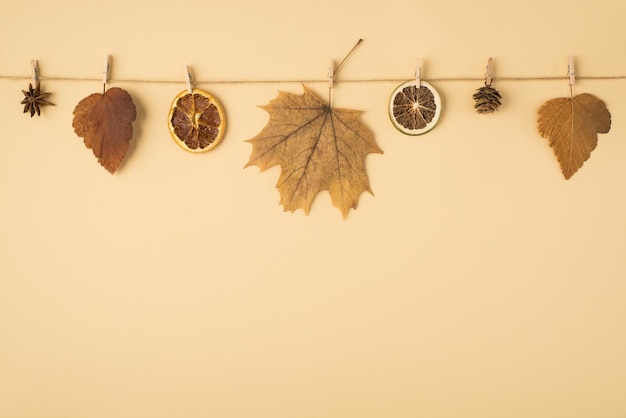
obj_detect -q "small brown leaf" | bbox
[537,93,611,179]
[72,87,137,174]
[245,85,382,218]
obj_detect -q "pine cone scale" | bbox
[473,85,502,114]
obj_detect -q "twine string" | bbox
[2,74,626,85]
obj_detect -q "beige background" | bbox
[2,0,626,417]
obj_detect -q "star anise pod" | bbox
[20,82,54,117]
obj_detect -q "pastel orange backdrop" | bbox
[1,1,626,417]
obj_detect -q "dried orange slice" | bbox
[168,88,226,152]
[389,80,442,135]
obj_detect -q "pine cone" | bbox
[473,85,502,114]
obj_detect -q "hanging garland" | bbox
[0,47,621,217]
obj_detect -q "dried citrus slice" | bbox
[389,80,442,135]
[168,88,226,152]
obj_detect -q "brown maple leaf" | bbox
[72,87,137,174]
[245,85,383,218]
[537,93,611,179]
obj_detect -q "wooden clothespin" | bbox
[31,59,40,86]
[568,55,576,86]
[327,59,335,106]
[485,57,493,86]
[415,57,422,87]
[328,59,335,90]
[102,55,111,92]
[186,65,194,93]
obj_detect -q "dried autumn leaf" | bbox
[537,93,611,179]
[245,85,382,218]
[72,87,137,174]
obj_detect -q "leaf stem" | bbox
[334,39,364,77]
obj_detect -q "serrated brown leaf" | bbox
[245,85,383,218]
[537,93,611,179]
[72,87,137,174]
